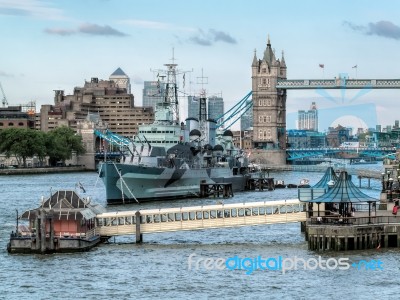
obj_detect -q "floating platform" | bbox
[199,182,234,198]
[245,178,275,191]
[304,213,400,251]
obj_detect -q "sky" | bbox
[1,0,400,131]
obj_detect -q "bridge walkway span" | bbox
[96,199,306,237]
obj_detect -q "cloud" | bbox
[343,20,400,40]
[0,70,13,77]
[44,23,128,37]
[367,21,400,39]
[0,0,65,20]
[79,23,128,36]
[189,29,237,46]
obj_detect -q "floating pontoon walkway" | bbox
[96,199,307,242]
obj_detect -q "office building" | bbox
[187,96,200,119]
[207,96,224,125]
[143,80,166,109]
[298,102,318,131]
[240,104,253,131]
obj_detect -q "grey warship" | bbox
[98,61,252,204]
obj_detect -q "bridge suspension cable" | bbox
[94,129,131,148]
[216,91,252,129]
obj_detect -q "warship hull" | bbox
[100,162,249,204]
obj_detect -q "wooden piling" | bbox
[135,211,142,243]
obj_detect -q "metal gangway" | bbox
[95,199,307,242]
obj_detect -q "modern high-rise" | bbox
[187,95,224,124]
[207,96,224,124]
[109,67,131,94]
[240,100,253,131]
[143,80,166,109]
[187,96,200,119]
[298,102,318,131]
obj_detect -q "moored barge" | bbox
[7,190,107,254]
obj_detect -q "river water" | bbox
[1,164,400,299]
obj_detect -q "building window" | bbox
[267,99,272,106]
[261,78,270,86]
[262,68,267,73]
[8,122,14,126]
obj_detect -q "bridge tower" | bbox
[251,36,287,165]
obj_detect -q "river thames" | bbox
[1,165,399,299]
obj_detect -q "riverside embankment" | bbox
[0,166,88,175]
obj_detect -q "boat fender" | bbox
[53,238,58,243]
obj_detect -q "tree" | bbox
[0,128,47,167]
[32,130,48,166]
[46,126,85,166]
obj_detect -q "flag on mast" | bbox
[319,64,324,68]
[352,65,358,68]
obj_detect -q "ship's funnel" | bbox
[189,129,201,142]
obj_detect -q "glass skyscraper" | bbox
[142,81,165,109]
[187,96,200,119]
[207,96,224,125]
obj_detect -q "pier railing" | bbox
[309,215,400,226]
[261,164,383,179]
[96,199,307,237]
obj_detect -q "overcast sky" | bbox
[1,0,400,131]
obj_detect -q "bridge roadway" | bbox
[255,164,383,179]
[286,147,396,161]
[96,199,306,240]
[276,78,400,89]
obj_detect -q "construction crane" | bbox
[0,82,8,107]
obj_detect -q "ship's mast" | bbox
[152,49,191,125]
[164,67,179,124]
[159,49,178,125]
[197,69,208,145]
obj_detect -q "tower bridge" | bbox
[250,37,400,165]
